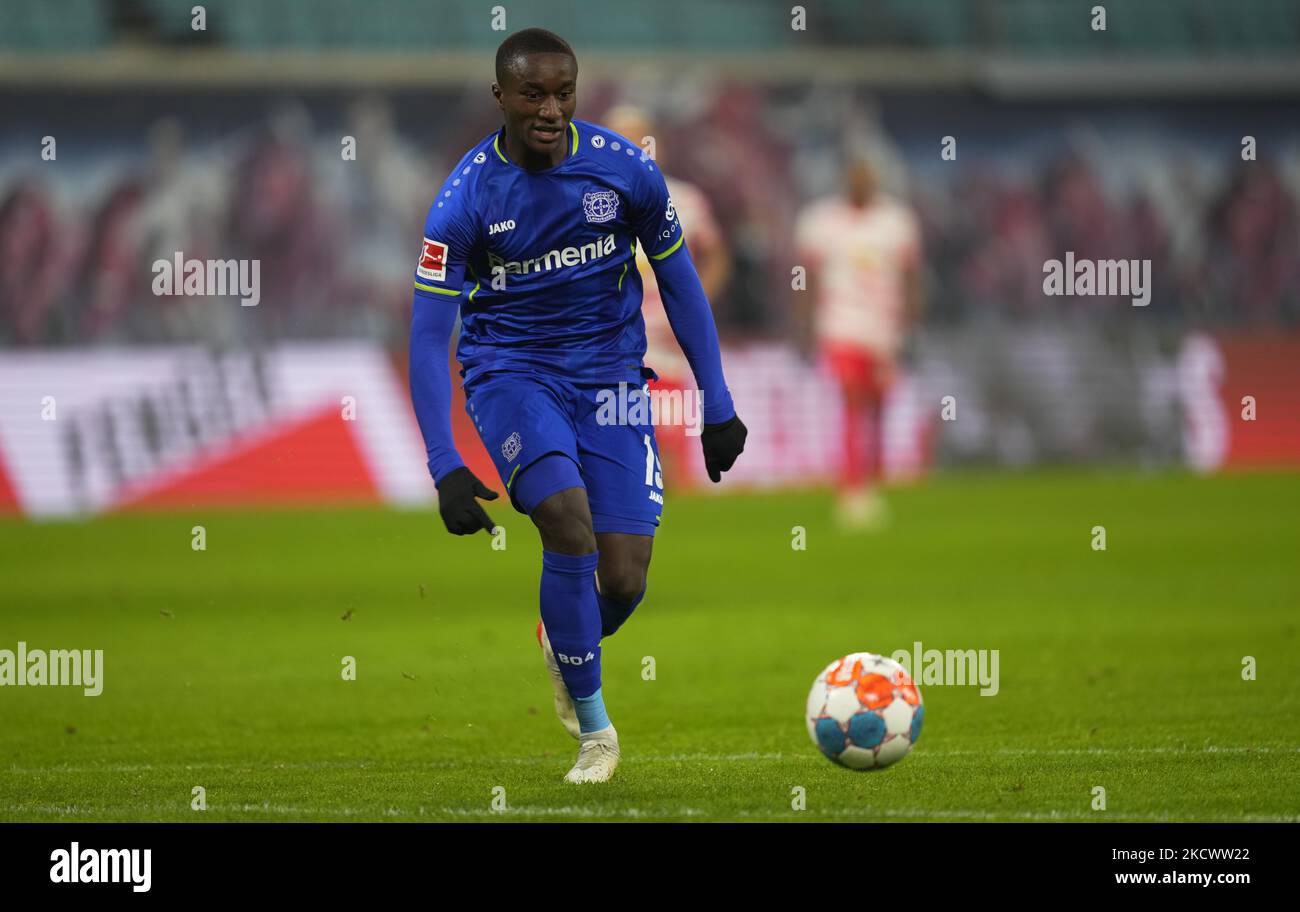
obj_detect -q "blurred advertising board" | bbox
[0,343,432,517]
[0,332,1295,517]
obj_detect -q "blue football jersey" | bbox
[413,119,684,386]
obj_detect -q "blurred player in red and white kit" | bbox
[795,156,922,529]
[605,105,731,485]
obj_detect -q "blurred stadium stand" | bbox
[1,0,1297,483]
[2,86,1295,346]
[2,0,1298,54]
[3,1,1297,346]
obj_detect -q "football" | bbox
[806,652,924,770]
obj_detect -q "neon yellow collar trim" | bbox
[493,122,580,166]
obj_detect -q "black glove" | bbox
[435,467,499,535]
[701,414,747,483]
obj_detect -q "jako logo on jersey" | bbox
[417,238,448,282]
[487,233,616,276]
[488,219,516,236]
[665,197,676,221]
[582,189,619,224]
[501,431,522,462]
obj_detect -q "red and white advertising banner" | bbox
[0,341,935,517]
[0,344,433,518]
[1178,332,1300,473]
[1,334,1294,518]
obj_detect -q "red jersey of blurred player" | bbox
[605,105,731,485]
[795,157,922,529]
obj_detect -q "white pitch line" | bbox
[8,803,1296,823]
[435,806,708,818]
[929,746,1300,757]
[4,802,708,819]
[7,745,1299,775]
[4,803,386,819]
[739,808,1300,823]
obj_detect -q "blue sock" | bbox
[573,688,612,734]
[596,580,646,639]
[540,550,603,700]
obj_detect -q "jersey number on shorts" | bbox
[643,434,663,490]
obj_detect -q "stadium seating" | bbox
[0,0,108,51]
[1,0,1297,53]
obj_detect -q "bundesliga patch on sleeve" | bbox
[417,237,448,282]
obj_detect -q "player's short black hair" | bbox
[494,28,577,85]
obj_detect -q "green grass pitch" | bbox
[1,470,1297,822]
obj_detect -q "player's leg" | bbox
[513,464,620,783]
[465,373,620,781]
[860,350,895,505]
[576,378,664,639]
[517,470,591,740]
[823,341,867,487]
[524,478,603,704]
[528,482,597,554]
[463,375,591,743]
[824,342,884,529]
[521,476,603,701]
[854,351,895,528]
[840,380,870,490]
[862,370,887,484]
[594,531,652,638]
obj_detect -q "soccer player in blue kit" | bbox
[409,28,747,783]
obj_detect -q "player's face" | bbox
[846,160,876,207]
[495,53,578,165]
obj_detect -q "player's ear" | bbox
[491,82,503,109]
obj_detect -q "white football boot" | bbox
[564,725,621,784]
[536,621,580,739]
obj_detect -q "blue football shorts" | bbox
[464,368,664,536]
